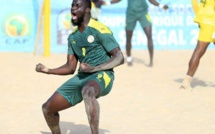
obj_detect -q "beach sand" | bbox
[1,50,215,134]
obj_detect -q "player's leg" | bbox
[125,11,136,66]
[42,76,82,134]
[42,92,72,134]
[82,80,100,134]
[139,12,153,67]
[143,26,154,67]
[187,41,210,77]
[126,30,134,65]
[180,41,210,90]
[82,71,114,134]
[180,23,212,90]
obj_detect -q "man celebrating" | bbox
[35,0,124,133]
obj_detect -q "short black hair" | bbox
[85,0,91,9]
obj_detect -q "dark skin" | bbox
[180,32,214,90]
[114,0,168,67]
[36,0,124,134]
[186,41,211,77]
[180,0,215,89]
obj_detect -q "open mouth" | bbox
[72,12,77,20]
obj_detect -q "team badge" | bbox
[87,35,94,43]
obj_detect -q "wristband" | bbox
[106,1,111,5]
[158,4,164,9]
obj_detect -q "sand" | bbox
[1,50,215,134]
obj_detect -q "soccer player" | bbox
[180,0,215,90]
[35,0,124,133]
[114,0,168,66]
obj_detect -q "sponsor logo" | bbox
[97,74,103,81]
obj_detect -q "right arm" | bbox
[149,0,168,10]
[191,0,199,15]
[35,54,78,75]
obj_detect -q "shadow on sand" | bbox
[175,77,215,88]
[129,57,151,67]
[40,121,110,134]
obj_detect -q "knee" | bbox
[42,102,53,115]
[82,86,96,99]
[147,37,153,42]
[42,103,48,114]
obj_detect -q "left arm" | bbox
[149,0,168,10]
[80,47,124,73]
[102,0,121,5]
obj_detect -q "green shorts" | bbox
[126,11,152,31]
[57,70,114,106]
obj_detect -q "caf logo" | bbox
[4,15,30,36]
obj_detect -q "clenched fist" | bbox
[35,63,49,73]
[80,63,94,73]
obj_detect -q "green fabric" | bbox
[127,0,148,13]
[57,71,114,106]
[60,19,119,106]
[126,11,152,30]
[67,19,119,72]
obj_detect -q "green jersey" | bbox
[127,0,148,13]
[68,19,119,73]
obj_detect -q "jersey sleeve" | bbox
[67,40,74,55]
[98,31,120,52]
[88,19,120,52]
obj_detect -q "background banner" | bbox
[0,0,39,52]
[0,0,214,52]
[99,0,201,50]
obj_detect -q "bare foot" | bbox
[180,77,193,91]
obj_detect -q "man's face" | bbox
[71,0,86,26]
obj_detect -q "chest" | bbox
[70,29,102,57]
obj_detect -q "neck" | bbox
[78,15,91,32]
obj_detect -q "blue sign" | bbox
[0,0,40,52]
[0,0,214,52]
[100,0,200,50]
